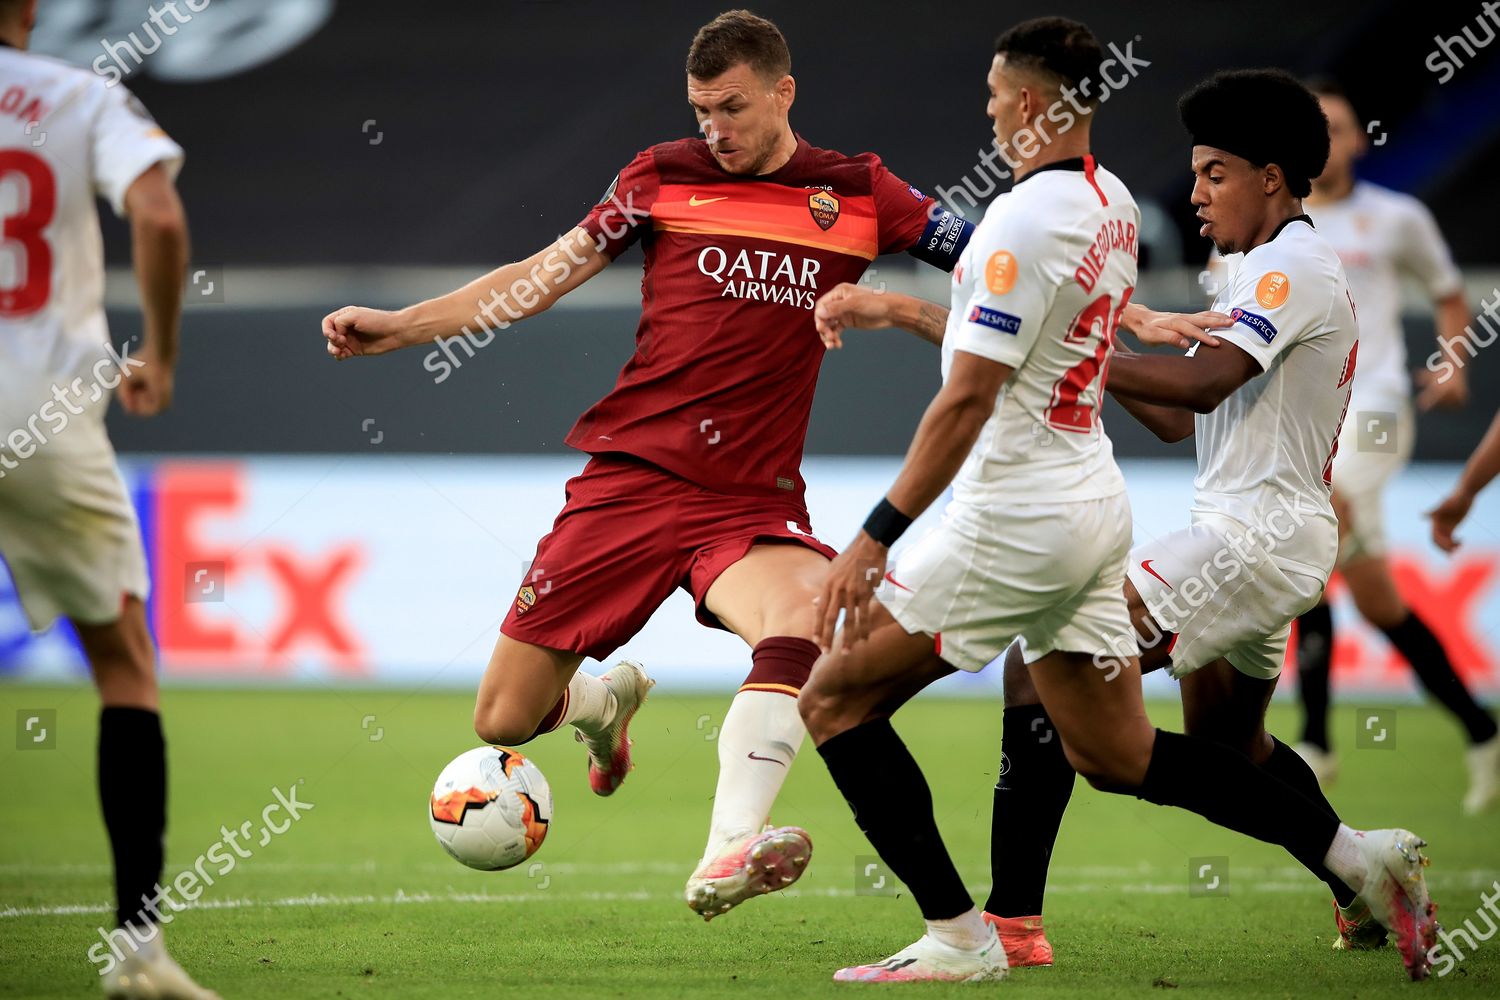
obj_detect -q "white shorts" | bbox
[879,493,1134,672]
[1126,514,1328,681]
[0,424,148,631]
[1332,397,1414,564]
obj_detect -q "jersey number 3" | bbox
[1046,288,1133,433]
[0,149,57,318]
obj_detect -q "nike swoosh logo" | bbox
[1140,559,1173,590]
[689,195,728,207]
[747,751,786,767]
[883,570,912,593]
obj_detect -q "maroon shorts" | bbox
[500,454,837,661]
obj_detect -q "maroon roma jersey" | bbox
[565,135,970,497]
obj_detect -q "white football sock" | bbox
[702,689,805,858]
[561,670,617,735]
[926,908,992,951]
[1322,823,1368,893]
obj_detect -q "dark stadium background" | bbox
[54,0,1498,461]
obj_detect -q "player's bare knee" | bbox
[1352,590,1405,630]
[91,654,158,707]
[472,702,539,747]
[796,682,830,738]
[1071,763,1116,791]
[1073,757,1139,793]
[85,635,157,704]
[798,672,855,742]
[1062,743,1111,788]
[1065,732,1151,792]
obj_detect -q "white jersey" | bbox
[0,45,183,439]
[1194,218,1359,576]
[941,157,1138,505]
[1305,182,1461,408]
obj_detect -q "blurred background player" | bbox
[1430,406,1500,552]
[321,9,971,920]
[0,0,206,996]
[1289,80,1499,812]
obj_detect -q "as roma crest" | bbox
[808,189,840,230]
[515,585,537,616]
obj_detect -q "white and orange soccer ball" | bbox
[428,746,552,871]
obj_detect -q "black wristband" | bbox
[863,498,913,547]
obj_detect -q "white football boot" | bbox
[101,933,221,1000]
[833,924,1009,983]
[1349,829,1440,980]
[574,660,654,796]
[1462,734,1500,815]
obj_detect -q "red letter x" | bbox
[263,546,365,670]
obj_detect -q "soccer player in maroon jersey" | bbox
[320,10,971,919]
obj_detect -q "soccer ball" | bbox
[428,746,552,871]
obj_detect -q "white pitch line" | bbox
[0,888,650,919]
[4,861,1495,880]
[5,870,1498,921]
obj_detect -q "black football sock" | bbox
[817,720,973,920]
[1296,604,1334,751]
[99,707,166,931]
[1137,730,1340,880]
[1260,736,1356,906]
[1382,612,1499,745]
[985,705,1075,918]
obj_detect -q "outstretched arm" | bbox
[1106,341,1196,443]
[1107,338,1261,414]
[322,227,609,359]
[1429,407,1500,552]
[813,284,949,348]
[1119,302,1231,350]
[814,288,1231,353]
[1103,304,1235,442]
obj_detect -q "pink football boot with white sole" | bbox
[684,826,813,920]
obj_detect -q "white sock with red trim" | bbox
[701,689,806,860]
[560,670,617,735]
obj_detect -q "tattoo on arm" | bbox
[914,303,949,346]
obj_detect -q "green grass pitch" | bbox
[2,686,1497,997]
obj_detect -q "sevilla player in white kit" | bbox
[0,2,213,997]
[803,29,1439,981]
[1288,81,1499,812]
[983,69,1443,974]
